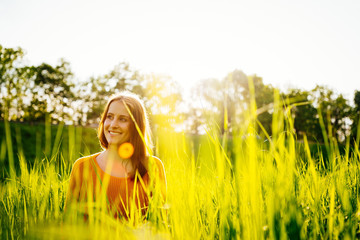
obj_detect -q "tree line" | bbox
[1,44,359,144]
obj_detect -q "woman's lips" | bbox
[109,131,122,135]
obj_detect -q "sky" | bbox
[1,0,360,102]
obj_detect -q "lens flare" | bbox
[118,142,134,159]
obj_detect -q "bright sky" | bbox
[1,0,359,102]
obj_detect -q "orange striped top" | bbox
[64,152,166,219]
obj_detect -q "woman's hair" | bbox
[98,91,153,178]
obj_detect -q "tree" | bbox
[189,70,274,135]
[79,63,184,131]
[309,85,352,143]
[0,45,26,120]
[1,45,77,123]
[246,75,274,135]
[80,62,145,125]
[22,60,75,123]
[143,74,183,132]
[190,78,225,133]
[284,89,320,141]
[350,90,360,143]
[190,71,250,135]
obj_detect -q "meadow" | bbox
[0,97,359,239]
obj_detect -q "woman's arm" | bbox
[64,161,81,212]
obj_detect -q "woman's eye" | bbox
[120,118,127,122]
[107,115,113,120]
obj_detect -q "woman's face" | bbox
[104,100,132,147]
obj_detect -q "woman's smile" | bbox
[109,131,122,135]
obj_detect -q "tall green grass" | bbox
[1,93,359,239]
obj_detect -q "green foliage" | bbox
[283,86,354,145]
[350,90,360,145]
[73,63,183,131]
[1,95,360,239]
[0,44,76,123]
[143,74,183,131]
[0,45,184,131]
[24,60,75,122]
[284,89,320,142]
[2,44,359,141]
[311,85,352,143]
[80,62,145,124]
[190,70,274,135]
[0,121,101,180]
[0,45,25,120]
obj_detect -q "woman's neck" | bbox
[98,145,132,177]
[106,144,122,161]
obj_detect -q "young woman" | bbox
[65,91,166,219]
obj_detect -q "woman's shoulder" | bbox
[145,156,166,193]
[145,156,164,167]
[153,156,165,170]
[72,152,102,170]
[144,156,165,176]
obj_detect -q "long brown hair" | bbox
[98,91,152,178]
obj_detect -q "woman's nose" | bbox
[110,119,120,128]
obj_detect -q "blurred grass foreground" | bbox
[1,89,360,240]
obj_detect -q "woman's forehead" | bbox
[108,100,130,116]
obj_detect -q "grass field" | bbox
[1,99,359,239]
